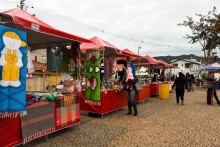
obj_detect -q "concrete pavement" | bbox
[26,87,220,147]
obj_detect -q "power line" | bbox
[33,8,102,32]
[25,1,199,50]
[0,1,18,4]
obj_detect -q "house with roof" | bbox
[26,49,62,91]
[170,58,203,76]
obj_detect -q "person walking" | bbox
[123,60,138,116]
[172,72,187,105]
[186,73,193,92]
[206,72,220,106]
[191,74,195,92]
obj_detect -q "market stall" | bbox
[139,55,174,97]
[0,8,89,146]
[80,37,135,116]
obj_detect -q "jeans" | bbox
[187,82,193,91]
[125,89,137,114]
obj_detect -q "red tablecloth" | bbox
[0,95,80,147]
[136,85,150,102]
[150,83,159,96]
[80,90,127,114]
[0,117,22,147]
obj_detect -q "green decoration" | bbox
[85,50,100,104]
[45,93,58,101]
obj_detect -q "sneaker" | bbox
[127,112,132,115]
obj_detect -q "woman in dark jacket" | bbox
[172,72,187,105]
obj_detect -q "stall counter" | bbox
[150,83,159,96]
[0,94,80,147]
[80,89,127,116]
[136,84,150,102]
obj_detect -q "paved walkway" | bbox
[27,87,220,147]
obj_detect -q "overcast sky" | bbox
[0,0,220,57]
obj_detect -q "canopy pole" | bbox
[56,70,57,85]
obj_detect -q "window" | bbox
[35,56,37,61]
[185,63,190,68]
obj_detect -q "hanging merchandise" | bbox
[0,25,27,114]
[100,56,104,74]
[55,47,63,70]
[109,55,116,65]
[47,47,61,71]
[68,44,75,71]
[68,59,75,71]
[157,68,160,74]
[74,80,82,94]
[60,46,69,72]
[26,49,34,77]
[100,56,104,86]
[69,42,81,80]
[85,49,101,105]
[104,60,113,79]
[63,94,75,107]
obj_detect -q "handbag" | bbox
[135,81,143,91]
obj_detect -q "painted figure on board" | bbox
[0,31,26,87]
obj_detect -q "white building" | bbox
[170,58,203,77]
[31,49,47,63]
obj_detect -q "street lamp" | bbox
[138,46,141,74]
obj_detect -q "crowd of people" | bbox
[119,60,220,116]
[171,71,220,106]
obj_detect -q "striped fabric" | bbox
[56,94,80,127]
[20,101,55,144]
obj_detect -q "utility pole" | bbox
[138,46,141,74]
[19,0,25,10]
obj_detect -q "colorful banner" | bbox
[0,25,27,112]
[85,50,101,105]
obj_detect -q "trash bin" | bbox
[159,82,169,99]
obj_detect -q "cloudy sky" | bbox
[0,0,220,57]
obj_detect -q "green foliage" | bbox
[178,7,220,65]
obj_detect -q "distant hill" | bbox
[154,54,204,63]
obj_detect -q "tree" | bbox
[178,7,220,65]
